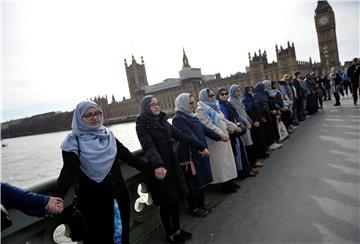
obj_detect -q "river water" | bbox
[1,121,142,188]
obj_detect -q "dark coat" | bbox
[172,111,221,188]
[136,112,205,207]
[54,139,149,244]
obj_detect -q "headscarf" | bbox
[216,87,228,100]
[241,86,256,113]
[175,93,195,117]
[228,84,250,123]
[139,95,154,118]
[198,88,220,112]
[60,101,117,183]
[197,88,219,125]
[253,82,269,104]
[263,80,277,97]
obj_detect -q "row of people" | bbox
[2,73,318,243]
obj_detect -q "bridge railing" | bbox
[1,149,161,244]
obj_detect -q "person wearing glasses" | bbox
[195,88,242,193]
[54,101,150,244]
[136,95,209,243]
[217,87,258,178]
[172,93,223,217]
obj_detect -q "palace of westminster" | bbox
[93,0,342,123]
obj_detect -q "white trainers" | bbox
[268,143,281,150]
[274,143,283,148]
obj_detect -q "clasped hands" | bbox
[45,197,64,217]
[154,148,210,180]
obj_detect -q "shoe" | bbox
[167,233,185,243]
[333,103,341,106]
[269,143,281,150]
[254,162,264,167]
[231,181,241,189]
[177,229,192,240]
[221,184,237,193]
[264,153,270,158]
[251,168,259,174]
[201,204,214,212]
[274,143,283,148]
[248,171,257,177]
[190,208,209,217]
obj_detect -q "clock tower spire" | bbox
[314,0,340,67]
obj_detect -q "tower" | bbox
[314,0,340,67]
[124,55,149,98]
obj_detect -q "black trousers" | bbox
[352,82,359,104]
[333,92,341,104]
[160,203,180,236]
[250,126,267,160]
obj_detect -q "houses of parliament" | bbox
[93,0,341,123]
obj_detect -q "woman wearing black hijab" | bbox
[136,95,209,243]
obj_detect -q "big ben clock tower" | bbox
[314,0,340,67]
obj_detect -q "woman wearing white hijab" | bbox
[54,101,150,244]
[195,88,241,193]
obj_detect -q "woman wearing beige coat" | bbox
[195,88,242,193]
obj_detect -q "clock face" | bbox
[319,16,329,26]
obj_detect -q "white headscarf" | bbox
[175,93,195,117]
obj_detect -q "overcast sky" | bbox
[2,0,359,122]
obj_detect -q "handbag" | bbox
[277,119,289,142]
[68,136,87,241]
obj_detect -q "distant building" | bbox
[92,0,340,123]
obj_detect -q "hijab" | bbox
[228,84,250,123]
[263,80,277,97]
[197,88,219,125]
[198,88,220,112]
[60,101,117,183]
[253,82,269,104]
[241,86,256,112]
[175,93,195,117]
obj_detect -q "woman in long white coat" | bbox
[195,88,242,193]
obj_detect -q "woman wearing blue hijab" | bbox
[54,101,150,244]
[196,88,242,193]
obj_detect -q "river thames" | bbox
[1,121,143,188]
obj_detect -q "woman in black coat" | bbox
[54,101,150,244]
[136,95,209,243]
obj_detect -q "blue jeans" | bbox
[302,98,307,119]
[324,88,332,99]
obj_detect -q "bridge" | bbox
[2,97,359,244]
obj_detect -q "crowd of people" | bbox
[2,61,359,244]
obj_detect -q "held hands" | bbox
[154,167,167,181]
[253,121,260,127]
[199,148,210,157]
[45,197,64,217]
[220,134,229,142]
[246,123,252,129]
[234,127,242,133]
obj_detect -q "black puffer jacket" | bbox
[136,111,205,207]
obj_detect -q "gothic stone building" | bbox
[93,0,339,123]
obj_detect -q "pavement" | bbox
[143,96,360,244]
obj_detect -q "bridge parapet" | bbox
[1,149,161,244]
